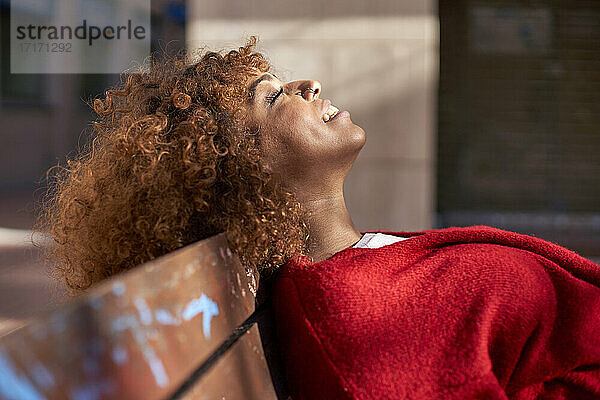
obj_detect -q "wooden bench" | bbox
[0,234,288,399]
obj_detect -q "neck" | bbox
[300,187,362,263]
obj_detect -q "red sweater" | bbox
[273,225,600,399]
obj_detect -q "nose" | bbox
[296,80,321,101]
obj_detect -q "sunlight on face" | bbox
[244,71,366,191]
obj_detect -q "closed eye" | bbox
[265,87,283,107]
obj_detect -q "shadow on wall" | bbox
[0,242,67,336]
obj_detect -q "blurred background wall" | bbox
[1,0,598,334]
[438,0,600,260]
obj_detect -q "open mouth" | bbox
[323,104,340,123]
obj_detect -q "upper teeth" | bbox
[323,105,339,122]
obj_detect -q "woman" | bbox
[38,37,600,399]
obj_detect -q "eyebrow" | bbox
[248,73,278,101]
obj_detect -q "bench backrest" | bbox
[0,234,279,399]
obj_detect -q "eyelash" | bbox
[265,88,283,106]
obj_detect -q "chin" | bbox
[349,124,366,153]
[336,125,366,170]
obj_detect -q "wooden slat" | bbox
[0,234,277,399]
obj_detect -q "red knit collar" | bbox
[281,225,598,281]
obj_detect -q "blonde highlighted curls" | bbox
[36,37,308,294]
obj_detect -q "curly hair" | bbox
[36,37,308,294]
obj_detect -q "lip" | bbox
[329,110,350,122]
[320,99,332,119]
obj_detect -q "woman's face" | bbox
[244,71,366,193]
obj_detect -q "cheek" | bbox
[262,124,312,167]
[259,107,364,176]
[264,109,312,149]
[280,116,327,163]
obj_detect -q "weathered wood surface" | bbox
[0,234,278,399]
